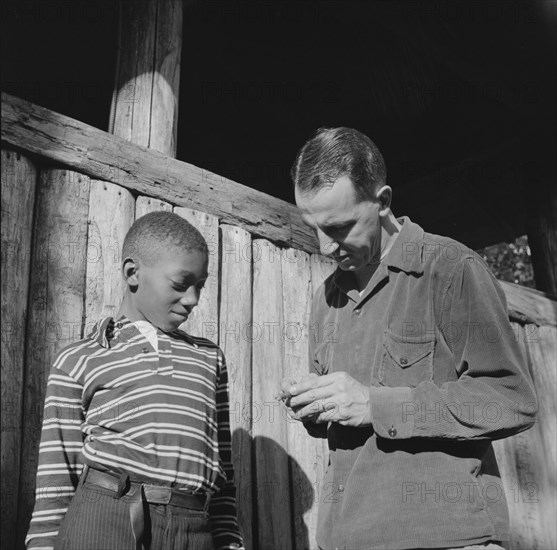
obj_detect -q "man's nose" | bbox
[317,229,339,256]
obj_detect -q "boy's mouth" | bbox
[173,310,190,319]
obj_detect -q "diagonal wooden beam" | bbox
[1,92,318,253]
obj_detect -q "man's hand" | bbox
[279,372,373,427]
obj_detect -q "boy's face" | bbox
[125,247,208,332]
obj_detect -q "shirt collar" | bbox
[88,316,197,348]
[382,216,425,275]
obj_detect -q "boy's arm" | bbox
[25,362,85,550]
[208,351,244,550]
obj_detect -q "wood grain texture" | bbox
[150,0,182,156]
[493,323,557,550]
[500,280,556,328]
[219,224,253,550]
[17,168,90,545]
[2,92,316,253]
[1,150,37,550]
[308,254,335,541]
[85,180,134,327]
[135,195,172,218]
[174,207,219,340]
[110,0,182,157]
[281,248,318,549]
[252,239,293,549]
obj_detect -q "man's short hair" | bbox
[291,127,387,201]
[122,211,208,266]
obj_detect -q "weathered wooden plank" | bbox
[493,323,557,550]
[17,168,90,544]
[524,325,557,548]
[219,224,253,550]
[150,0,182,156]
[500,280,557,328]
[252,239,293,549]
[308,254,335,535]
[110,0,182,156]
[1,92,317,253]
[174,207,219,341]
[135,195,172,218]
[85,180,134,329]
[1,150,37,550]
[281,248,319,549]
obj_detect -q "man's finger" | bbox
[288,373,333,397]
[294,399,337,421]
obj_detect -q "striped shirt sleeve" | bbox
[25,361,85,550]
[208,350,244,549]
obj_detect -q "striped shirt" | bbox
[25,316,243,550]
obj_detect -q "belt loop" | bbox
[114,472,130,499]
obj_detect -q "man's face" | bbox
[295,175,382,271]
[128,248,208,332]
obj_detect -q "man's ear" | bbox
[122,258,140,287]
[375,185,392,215]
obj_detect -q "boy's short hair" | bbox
[122,211,208,265]
[291,127,387,201]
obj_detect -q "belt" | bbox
[82,465,208,550]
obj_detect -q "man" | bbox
[281,127,537,550]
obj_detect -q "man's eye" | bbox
[195,282,205,291]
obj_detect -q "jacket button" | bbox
[142,347,149,353]
[338,485,345,492]
[354,309,361,315]
[388,426,397,437]
[400,357,408,365]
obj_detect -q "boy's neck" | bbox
[116,291,146,325]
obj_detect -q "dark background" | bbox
[2,0,556,248]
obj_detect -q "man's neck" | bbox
[354,212,402,291]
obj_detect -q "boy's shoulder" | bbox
[51,318,112,373]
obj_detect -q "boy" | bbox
[26,211,244,550]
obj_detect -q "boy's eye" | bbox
[172,283,190,292]
[172,281,206,292]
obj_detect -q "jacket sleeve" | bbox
[370,256,538,441]
[208,351,245,550]
[25,361,85,549]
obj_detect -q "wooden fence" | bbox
[1,94,556,550]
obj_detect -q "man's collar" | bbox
[382,216,425,275]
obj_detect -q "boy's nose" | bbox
[180,287,199,307]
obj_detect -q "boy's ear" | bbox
[122,258,140,287]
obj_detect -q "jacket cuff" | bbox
[370,386,414,439]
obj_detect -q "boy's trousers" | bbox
[53,478,215,550]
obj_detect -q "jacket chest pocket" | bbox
[379,329,435,388]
